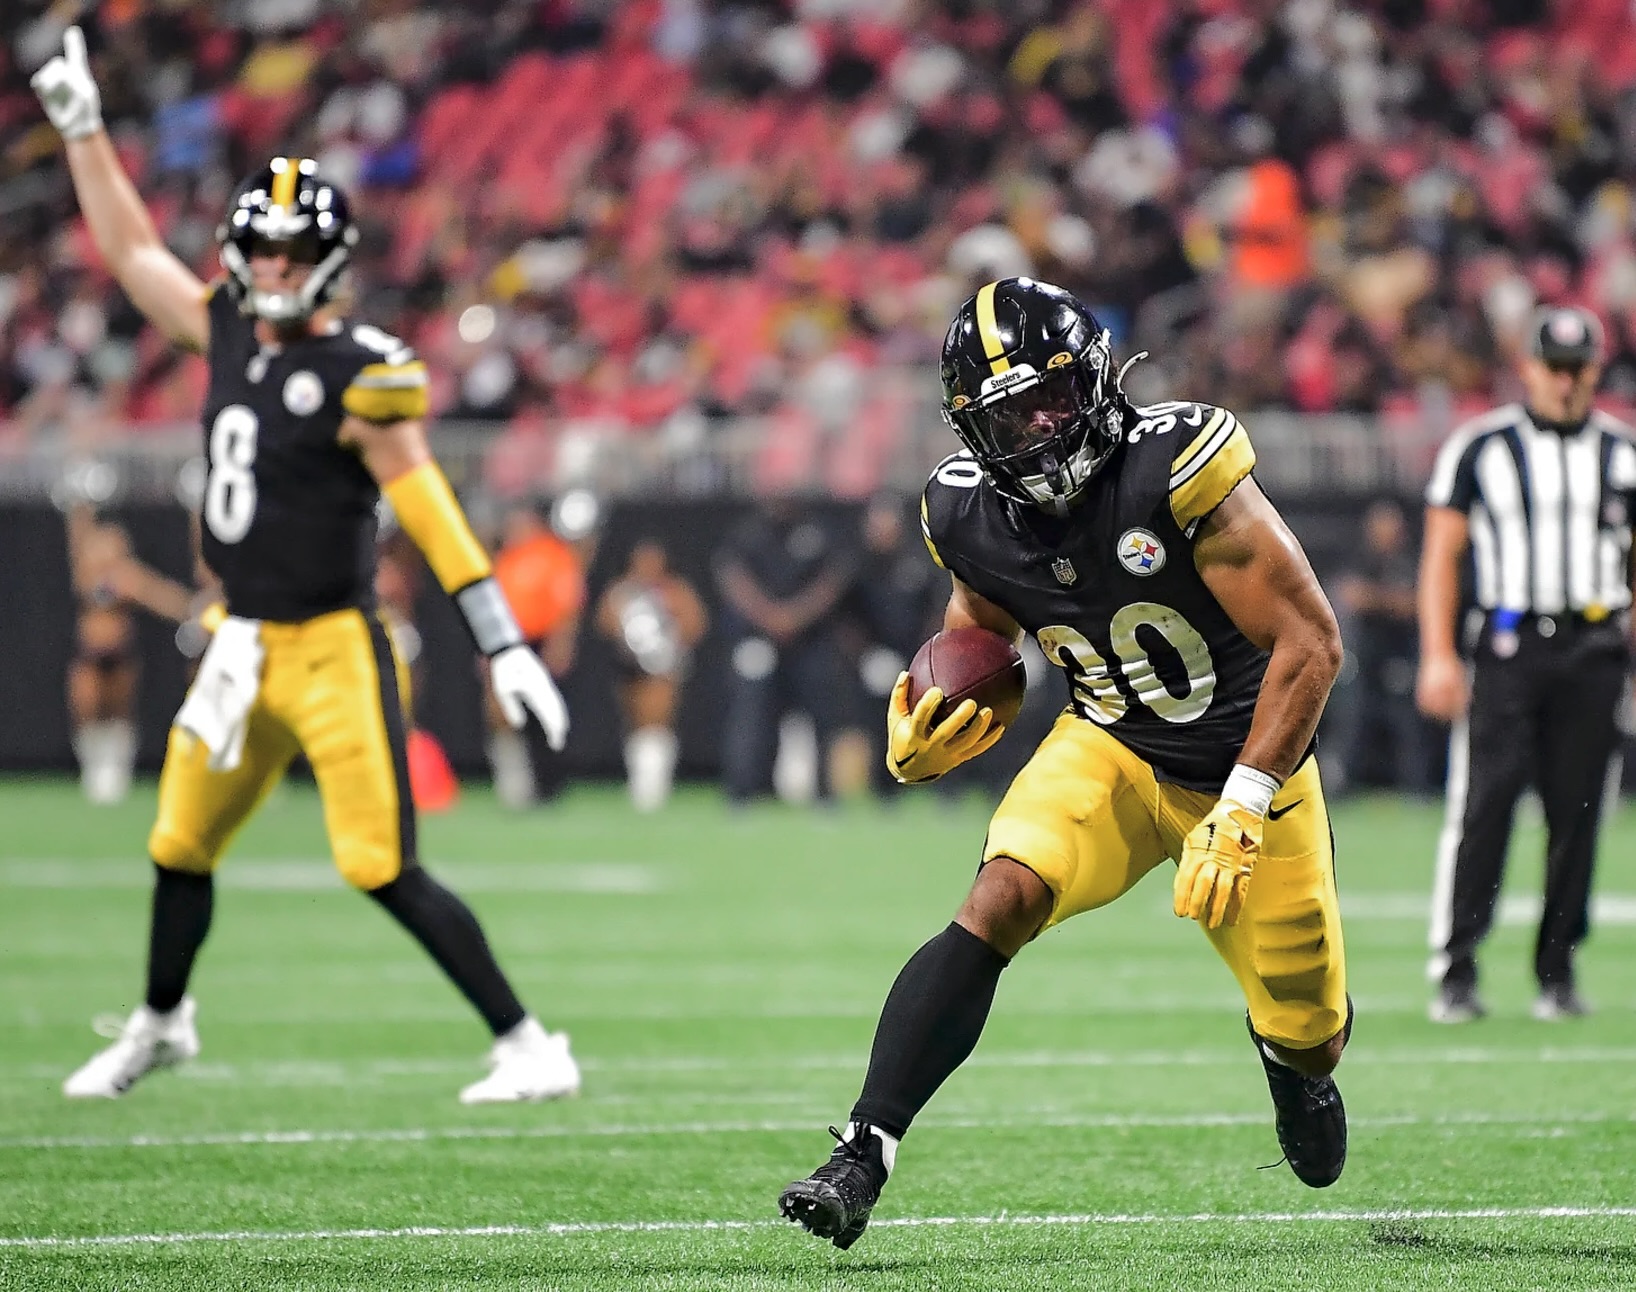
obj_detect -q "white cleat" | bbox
[458,1017,580,1104]
[63,997,200,1098]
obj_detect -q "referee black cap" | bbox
[1529,306,1605,367]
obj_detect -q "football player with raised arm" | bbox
[35,28,579,1103]
[779,278,1350,1248]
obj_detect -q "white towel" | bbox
[174,616,265,772]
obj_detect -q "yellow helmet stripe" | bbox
[270,157,301,208]
[975,281,1011,375]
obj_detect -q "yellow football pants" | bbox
[150,608,415,891]
[984,712,1348,1049]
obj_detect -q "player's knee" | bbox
[336,846,403,891]
[957,857,1053,959]
[148,828,216,875]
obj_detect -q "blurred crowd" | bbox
[5,0,1636,493]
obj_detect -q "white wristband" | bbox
[453,576,525,656]
[1221,763,1281,817]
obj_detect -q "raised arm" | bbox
[33,28,210,351]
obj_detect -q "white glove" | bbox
[31,26,103,142]
[490,644,569,751]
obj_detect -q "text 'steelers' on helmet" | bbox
[939,278,1124,514]
[217,157,359,324]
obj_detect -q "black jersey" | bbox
[198,290,429,621]
[921,401,1267,791]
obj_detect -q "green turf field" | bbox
[2,777,1634,1290]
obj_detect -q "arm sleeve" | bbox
[1168,407,1255,535]
[381,461,492,594]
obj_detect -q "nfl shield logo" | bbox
[1117,528,1166,576]
[1051,556,1078,586]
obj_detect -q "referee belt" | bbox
[1485,608,1622,640]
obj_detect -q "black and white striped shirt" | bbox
[1426,403,1636,616]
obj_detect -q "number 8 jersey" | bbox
[920,401,1269,793]
[198,288,429,621]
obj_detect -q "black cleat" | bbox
[1247,1013,1347,1188]
[778,1123,891,1250]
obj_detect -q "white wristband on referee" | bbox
[1221,763,1281,817]
[453,577,525,656]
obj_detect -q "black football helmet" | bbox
[940,278,1126,515]
[217,157,359,323]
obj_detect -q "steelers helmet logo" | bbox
[283,370,325,416]
[1117,528,1166,576]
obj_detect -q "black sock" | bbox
[145,864,214,1013]
[367,866,527,1036]
[850,922,1010,1140]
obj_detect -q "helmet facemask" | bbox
[944,331,1120,516]
[218,167,357,324]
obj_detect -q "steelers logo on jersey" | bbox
[283,370,325,417]
[1117,528,1166,576]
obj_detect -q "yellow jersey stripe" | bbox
[271,157,301,207]
[1170,408,1229,477]
[1170,412,1239,490]
[975,281,1011,375]
[920,495,946,569]
[343,378,429,424]
[350,359,428,390]
[1169,418,1255,534]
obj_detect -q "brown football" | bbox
[906,628,1027,730]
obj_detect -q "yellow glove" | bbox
[1174,764,1279,929]
[886,671,1004,784]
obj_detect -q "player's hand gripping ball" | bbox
[886,628,1024,783]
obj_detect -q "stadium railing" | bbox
[0,395,1452,506]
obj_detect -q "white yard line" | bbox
[0,858,662,894]
[4,1206,1635,1249]
[11,1045,1636,1085]
[3,1108,1628,1153]
[10,859,1636,922]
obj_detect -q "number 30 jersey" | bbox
[921,401,1268,792]
[198,289,429,621]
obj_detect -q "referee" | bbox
[1417,306,1635,1024]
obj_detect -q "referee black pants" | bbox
[1431,620,1628,993]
